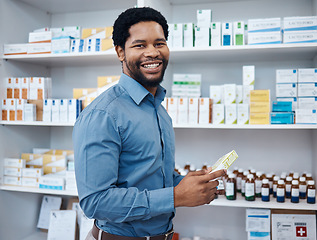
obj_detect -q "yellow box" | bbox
[21,153,43,162]
[250,102,271,113]
[43,166,67,175]
[250,90,270,102]
[73,88,97,99]
[210,150,239,172]
[250,113,270,124]
[43,154,67,167]
[83,96,96,108]
[97,76,120,88]
[82,27,113,39]
[101,38,114,51]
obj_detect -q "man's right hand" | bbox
[174,169,226,207]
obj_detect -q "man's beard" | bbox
[124,58,168,88]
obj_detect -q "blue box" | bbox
[272,101,293,112]
[270,112,294,124]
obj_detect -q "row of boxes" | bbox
[210,84,254,105]
[172,74,201,97]
[168,15,317,48]
[4,26,113,55]
[5,77,52,100]
[1,98,81,122]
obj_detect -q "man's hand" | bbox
[174,169,226,207]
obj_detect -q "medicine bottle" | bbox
[276,180,285,203]
[236,168,244,193]
[233,167,239,176]
[226,173,236,200]
[273,176,280,198]
[241,170,249,197]
[261,179,270,202]
[266,173,273,194]
[202,162,208,170]
[291,180,299,203]
[289,170,294,178]
[184,162,190,174]
[255,172,263,198]
[299,177,307,199]
[285,176,292,198]
[250,169,256,178]
[301,172,307,178]
[245,174,255,201]
[189,164,196,172]
[306,173,313,183]
[280,173,287,182]
[293,173,299,181]
[307,180,316,204]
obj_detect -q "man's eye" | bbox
[134,44,144,48]
[156,43,166,46]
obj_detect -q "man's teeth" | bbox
[143,63,159,68]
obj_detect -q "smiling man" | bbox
[73,7,225,240]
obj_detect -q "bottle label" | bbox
[291,188,299,197]
[277,188,285,197]
[261,187,269,196]
[308,189,316,198]
[217,180,224,190]
[255,180,262,194]
[226,182,234,196]
[269,181,273,189]
[299,185,306,193]
[241,179,246,193]
[236,177,242,190]
[245,183,255,197]
[273,184,277,192]
[286,184,291,192]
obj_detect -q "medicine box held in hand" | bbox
[210,150,238,172]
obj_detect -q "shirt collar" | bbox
[118,73,166,106]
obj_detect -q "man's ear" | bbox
[115,45,125,62]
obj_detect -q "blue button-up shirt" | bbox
[73,73,183,237]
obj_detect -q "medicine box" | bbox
[195,27,210,47]
[183,23,194,48]
[2,99,8,121]
[248,232,270,240]
[243,85,254,104]
[59,99,68,122]
[222,22,232,46]
[52,99,60,122]
[197,9,212,28]
[29,31,52,43]
[167,97,178,124]
[233,21,245,45]
[68,99,81,123]
[39,176,65,190]
[248,32,282,45]
[209,85,223,104]
[276,69,297,83]
[82,27,113,39]
[248,18,281,33]
[4,44,28,55]
[43,99,52,122]
[212,104,225,124]
[24,103,36,122]
[250,90,270,102]
[43,166,67,175]
[246,209,271,232]
[16,99,26,121]
[85,38,101,52]
[188,98,199,124]
[70,39,84,53]
[43,154,67,167]
[172,24,183,48]
[4,167,22,177]
[237,104,249,125]
[22,177,39,188]
[6,77,14,98]
[21,77,30,99]
[61,26,81,39]
[295,109,317,124]
[13,77,21,99]
[51,36,72,54]
[236,85,243,104]
[250,113,270,124]
[199,98,212,124]
[243,65,255,85]
[225,104,237,124]
[27,43,51,54]
[270,112,294,124]
[4,158,26,168]
[4,176,22,186]
[298,68,317,83]
[250,102,271,113]
[283,16,317,32]
[178,97,189,124]
[283,31,317,44]
[223,84,236,104]
[210,22,221,47]
[22,168,43,178]
[298,83,317,97]
[8,99,16,121]
[277,97,298,111]
[272,101,293,112]
[276,83,297,97]
[298,97,317,109]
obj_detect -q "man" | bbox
[73,7,226,240]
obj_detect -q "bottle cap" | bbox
[262,179,269,184]
[229,173,236,179]
[243,170,249,176]
[286,176,292,181]
[190,165,196,171]
[308,180,315,185]
[238,168,244,172]
[306,173,312,177]
[278,180,284,185]
[280,173,286,178]
[247,174,254,179]
[299,177,306,182]
[292,180,299,185]
[293,173,299,178]
[273,176,280,181]
[251,169,256,174]
[256,171,262,177]
[266,173,273,178]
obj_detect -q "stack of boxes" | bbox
[249,90,271,124]
[248,18,282,45]
[283,16,317,44]
[172,74,201,97]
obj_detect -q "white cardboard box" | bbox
[222,22,232,46]
[248,32,282,45]
[223,84,236,104]
[167,97,178,124]
[225,104,237,124]
[172,24,183,48]
[298,68,317,83]
[210,22,221,47]
[283,16,317,32]
[276,69,298,83]
[4,44,28,55]
[177,97,188,124]
[195,27,210,47]
[197,9,212,28]
[183,23,194,48]
[276,97,298,111]
[198,98,211,124]
[276,83,297,97]
[298,83,317,97]
[209,85,223,104]
[233,21,245,45]
[283,31,317,44]
[298,97,317,109]
[248,18,281,33]
[188,98,199,124]
[295,109,317,124]
[243,66,255,85]
[212,104,225,124]
[237,104,249,125]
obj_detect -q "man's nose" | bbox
[143,45,159,58]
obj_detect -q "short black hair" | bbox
[112,7,169,49]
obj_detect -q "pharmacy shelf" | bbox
[3,43,317,67]
[18,0,137,14]
[210,194,317,210]
[1,121,317,129]
[0,185,78,196]
[0,121,75,126]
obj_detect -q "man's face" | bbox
[116,21,170,89]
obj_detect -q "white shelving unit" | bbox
[0,0,317,239]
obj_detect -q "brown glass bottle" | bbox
[236,168,244,193]
[255,172,263,197]
[285,176,292,198]
[261,178,270,202]
[276,180,285,203]
[241,170,249,197]
[245,174,255,201]
[226,173,237,200]
[306,173,313,183]
[273,176,280,198]
[307,180,316,204]
[299,177,307,199]
[291,180,299,203]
